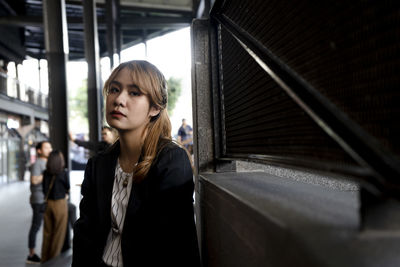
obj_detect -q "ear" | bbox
[149,106,161,118]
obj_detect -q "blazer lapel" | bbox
[97,142,120,230]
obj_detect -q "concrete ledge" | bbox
[198,172,400,267]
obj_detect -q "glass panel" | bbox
[7,140,19,182]
[0,140,6,184]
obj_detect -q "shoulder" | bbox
[156,141,188,163]
[151,141,193,190]
[31,161,39,170]
[82,142,118,183]
[90,141,119,165]
[32,158,45,168]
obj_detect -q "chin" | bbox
[106,118,118,129]
[106,121,125,132]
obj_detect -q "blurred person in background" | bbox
[41,150,70,263]
[69,126,117,155]
[177,118,193,155]
[26,141,52,264]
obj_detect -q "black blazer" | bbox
[72,141,200,267]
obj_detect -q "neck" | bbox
[38,156,47,161]
[118,129,145,172]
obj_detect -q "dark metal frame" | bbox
[0,0,194,60]
[210,0,400,199]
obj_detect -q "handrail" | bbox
[0,72,48,108]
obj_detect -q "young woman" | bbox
[41,150,70,262]
[72,60,200,267]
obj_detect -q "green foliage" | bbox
[167,77,182,115]
[69,79,88,129]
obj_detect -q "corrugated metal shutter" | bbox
[214,0,400,177]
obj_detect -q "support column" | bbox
[191,19,215,265]
[106,0,120,69]
[194,0,211,18]
[191,19,215,174]
[37,59,41,93]
[42,0,70,166]
[15,64,21,99]
[37,59,42,106]
[142,13,148,59]
[83,0,102,147]
[0,60,7,95]
[116,1,122,64]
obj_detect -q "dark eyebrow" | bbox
[110,81,121,87]
[127,84,141,90]
[110,80,140,90]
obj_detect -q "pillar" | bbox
[83,0,102,146]
[42,0,70,166]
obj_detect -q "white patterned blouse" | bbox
[102,160,134,267]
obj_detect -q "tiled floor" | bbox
[0,171,84,267]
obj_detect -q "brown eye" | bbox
[108,87,120,94]
[129,90,141,96]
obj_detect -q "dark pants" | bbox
[61,202,77,252]
[28,203,46,249]
[68,202,77,227]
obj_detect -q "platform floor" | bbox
[0,171,84,267]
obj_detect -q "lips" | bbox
[110,110,126,117]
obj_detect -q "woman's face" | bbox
[105,68,159,133]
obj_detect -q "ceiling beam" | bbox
[119,17,191,29]
[64,0,193,16]
[0,16,42,27]
[0,15,191,29]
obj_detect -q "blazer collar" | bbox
[99,140,149,229]
[97,141,120,227]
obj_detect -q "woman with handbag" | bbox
[41,150,70,263]
[72,60,200,267]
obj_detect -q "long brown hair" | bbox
[103,60,180,182]
[46,150,65,175]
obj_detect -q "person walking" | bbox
[177,118,193,154]
[41,150,70,263]
[26,141,52,264]
[73,60,200,267]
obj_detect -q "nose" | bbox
[114,90,127,107]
